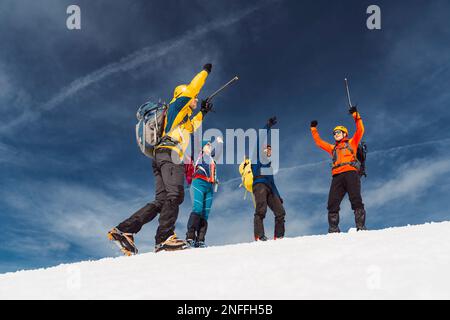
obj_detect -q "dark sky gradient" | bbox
[1,0,450,273]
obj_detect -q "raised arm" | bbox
[250,124,266,165]
[349,107,364,149]
[310,120,334,155]
[165,65,211,134]
[211,136,224,160]
[253,117,276,164]
[184,64,211,99]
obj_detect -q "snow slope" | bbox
[1,222,449,300]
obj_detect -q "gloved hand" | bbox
[203,63,212,73]
[349,106,358,115]
[201,99,213,114]
[267,116,277,128]
[310,120,318,128]
[279,197,284,204]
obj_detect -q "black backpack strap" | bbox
[332,161,361,171]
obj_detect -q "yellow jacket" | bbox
[157,69,209,159]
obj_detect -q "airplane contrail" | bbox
[369,137,450,156]
[3,0,278,132]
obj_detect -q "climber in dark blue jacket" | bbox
[251,117,286,241]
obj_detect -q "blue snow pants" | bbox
[190,178,214,220]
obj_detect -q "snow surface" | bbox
[1,222,449,300]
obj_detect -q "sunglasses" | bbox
[333,130,343,136]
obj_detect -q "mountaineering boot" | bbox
[197,218,208,243]
[195,241,207,248]
[255,235,268,242]
[186,239,196,248]
[108,227,138,256]
[328,212,341,233]
[186,213,201,243]
[355,208,367,231]
[155,234,188,253]
[154,243,164,253]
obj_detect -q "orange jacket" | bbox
[311,112,365,176]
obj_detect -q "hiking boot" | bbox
[328,226,341,233]
[108,227,138,256]
[355,208,367,231]
[198,218,208,244]
[328,212,341,234]
[154,243,164,253]
[195,241,207,248]
[255,235,268,242]
[186,213,201,241]
[160,234,188,251]
[186,239,196,248]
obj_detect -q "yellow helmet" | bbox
[333,125,348,135]
[173,84,188,99]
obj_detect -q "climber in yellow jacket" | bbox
[157,66,211,159]
[109,64,214,254]
[310,106,367,233]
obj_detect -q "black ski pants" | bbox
[118,149,185,245]
[253,183,286,239]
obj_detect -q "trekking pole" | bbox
[344,78,353,110]
[205,76,239,103]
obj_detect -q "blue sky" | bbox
[1,0,450,273]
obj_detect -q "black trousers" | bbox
[253,183,286,239]
[118,149,185,245]
[327,170,365,231]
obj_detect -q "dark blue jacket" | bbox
[251,124,280,197]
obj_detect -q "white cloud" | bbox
[1,179,149,257]
[365,159,450,209]
[2,1,276,132]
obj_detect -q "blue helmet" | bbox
[202,140,211,149]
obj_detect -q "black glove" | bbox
[349,106,358,115]
[267,116,277,128]
[279,197,284,204]
[310,120,318,128]
[203,63,212,73]
[201,100,213,114]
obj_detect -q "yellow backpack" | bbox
[239,158,253,194]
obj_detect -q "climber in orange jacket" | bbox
[310,106,367,233]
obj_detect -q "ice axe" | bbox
[344,77,355,110]
[205,76,239,105]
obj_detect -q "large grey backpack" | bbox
[135,101,168,158]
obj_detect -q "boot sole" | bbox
[107,232,138,256]
[155,243,189,253]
